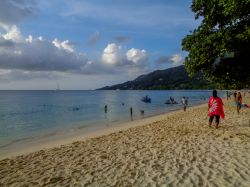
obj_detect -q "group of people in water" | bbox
[104,95,190,119]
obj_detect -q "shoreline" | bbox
[0,103,207,160]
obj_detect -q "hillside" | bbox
[98,65,215,90]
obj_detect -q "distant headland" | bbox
[97,65,216,90]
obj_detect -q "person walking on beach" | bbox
[182,97,187,111]
[208,90,225,129]
[236,91,242,114]
[226,90,231,100]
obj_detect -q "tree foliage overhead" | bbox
[182,0,250,89]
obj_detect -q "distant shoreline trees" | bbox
[182,0,250,89]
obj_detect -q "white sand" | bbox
[0,98,250,186]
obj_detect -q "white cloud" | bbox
[0,25,150,82]
[25,35,33,43]
[102,43,148,67]
[126,48,147,65]
[170,54,183,67]
[155,54,185,68]
[52,38,74,53]
[2,25,22,42]
[102,43,123,65]
[0,23,151,86]
[0,25,87,73]
[100,43,149,79]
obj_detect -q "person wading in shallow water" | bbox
[130,107,133,118]
[208,90,225,129]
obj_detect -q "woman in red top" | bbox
[208,90,225,129]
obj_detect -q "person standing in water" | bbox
[129,107,133,120]
[208,90,225,129]
[104,105,108,113]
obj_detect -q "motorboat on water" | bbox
[141,95,151,103]
[165,96,178,104]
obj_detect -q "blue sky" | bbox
[0,0,199,90]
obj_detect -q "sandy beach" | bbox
[1,98,250,186]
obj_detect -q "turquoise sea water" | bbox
[0,90,223,149]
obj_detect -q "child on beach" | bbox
[208,90,225,129]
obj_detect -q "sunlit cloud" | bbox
[155,54,184,67]
[126,48,147,65]
[0,27,150,82]
[102,43,124,65]
[0,25,87,72]
[52,38,75,53]
[2,25,22,42]
[171,54,183,67]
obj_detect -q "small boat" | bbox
[141,96,151,103]
[165,98,178,104]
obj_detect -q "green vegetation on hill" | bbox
[98,65,216,90]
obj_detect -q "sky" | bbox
[0,0,199,90]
